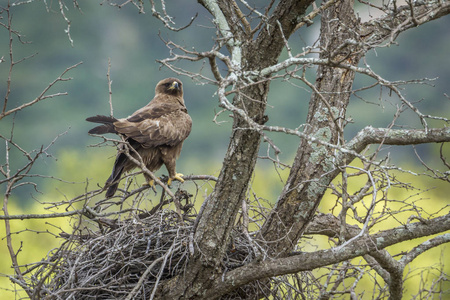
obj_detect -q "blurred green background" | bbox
[0,1,449,298]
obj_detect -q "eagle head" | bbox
[156,78,183,97]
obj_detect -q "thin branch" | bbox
[57,0,74,46]
[361,1,450,47]
[293,0,340,31]
[0,62,82,121]
[400,233,450,265]
[150,0,197,31]
[230,0,251,34]
[107,58,114,116]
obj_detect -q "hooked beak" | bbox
[168,81,179,90]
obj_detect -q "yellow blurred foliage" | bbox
[0,199,73,298]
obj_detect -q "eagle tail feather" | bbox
[104,153,127,198]
[86,115,118,134]
[106,182,120,198]
[88,124,116,134]
[86,115,118,124]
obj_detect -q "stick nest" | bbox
[28,208,260,299]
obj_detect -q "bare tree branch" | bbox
[361,1,450,47]
[0,62,82,121]
[210,213,450,297]
[150,0,197,31]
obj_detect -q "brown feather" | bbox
[87,77,192,197]
[86,115,118,134]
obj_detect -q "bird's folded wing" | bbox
[114,109,192,148]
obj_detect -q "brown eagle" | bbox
[86,78,192,198]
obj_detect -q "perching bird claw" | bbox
[143,179,157,193]
[168,173,185,186]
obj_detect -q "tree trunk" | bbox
[156,1,316,298]
[260,0,363,256]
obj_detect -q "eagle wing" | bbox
[113,101,192,148]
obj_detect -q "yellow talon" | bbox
[143,179,157,193]
[168,173,185,186]
[143,179,156,189]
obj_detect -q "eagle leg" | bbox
[167,173,185,186]
[142,173,158,193]
[143,180,157,193]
